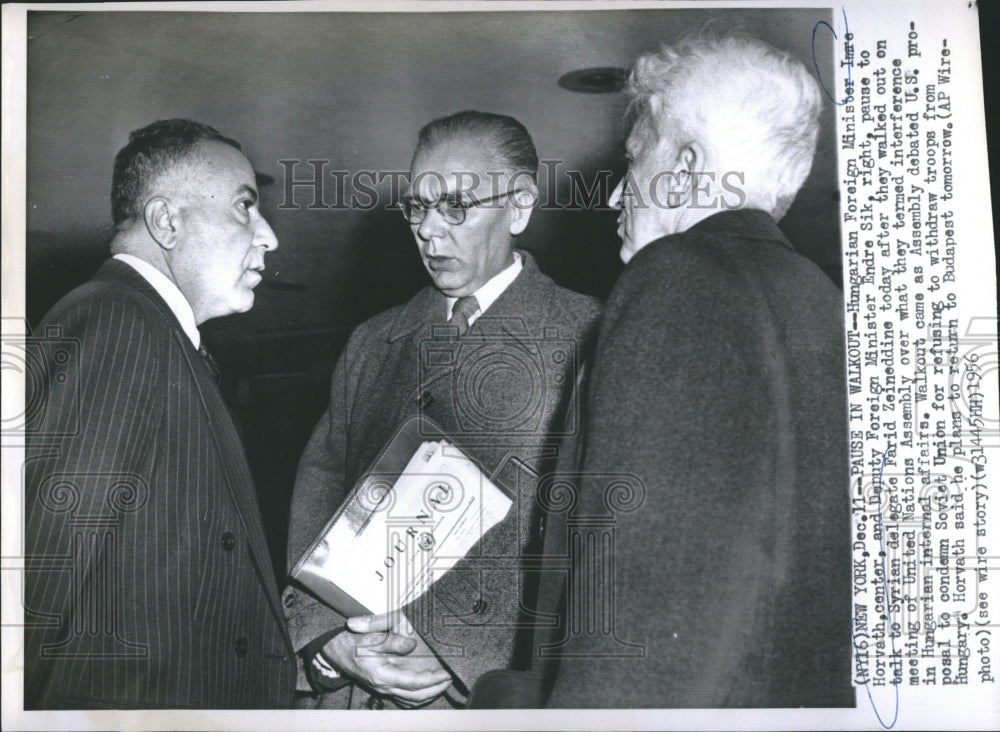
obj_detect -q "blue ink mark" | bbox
[851,444,900,729]
[813,6,851,106]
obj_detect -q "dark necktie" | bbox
[198,342,222,385]
[449,295,480,337]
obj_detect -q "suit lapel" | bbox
[384,251,555,344]
[385,252,559,441]
[180,336,274,568]
[385,285,459,426]
[476,251,559,332]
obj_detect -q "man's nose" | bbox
[608,178,625,209]
[253,211,279,251]
[416,207,449,242]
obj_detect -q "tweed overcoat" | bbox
[284,252,600,708]
[472,209,854,708]
[24,259,297,709]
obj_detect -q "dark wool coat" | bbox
[24,259,296,709]
[472,209,853,708]
[284,252,600,709]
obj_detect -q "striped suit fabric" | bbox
[24,259,296,708]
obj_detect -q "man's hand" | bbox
[323,612,452,707]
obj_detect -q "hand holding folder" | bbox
[291,418,513,619]
[290,417,516,706]
[321,612,453,707]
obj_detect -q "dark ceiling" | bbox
[26,7,838,345]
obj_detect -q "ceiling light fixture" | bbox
[557,67,627,94]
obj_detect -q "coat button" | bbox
[365,695,385,710]
[233,637,248,657]
[221,532,236,551]
[284,592,296,608]
[472,597,488,614]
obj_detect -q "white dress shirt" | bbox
[445,251,523,325]
[113,253,201,349]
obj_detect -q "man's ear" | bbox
[508,184,537,236]
[143,197,179,250]
[667,141,706,207]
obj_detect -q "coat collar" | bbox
[112,253,200,348]
[96,258,195,346]
[683,208,793,250]
[387,249,555,342]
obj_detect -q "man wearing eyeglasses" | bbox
[283,110,601,709]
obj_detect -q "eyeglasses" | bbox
[399,190,526,225]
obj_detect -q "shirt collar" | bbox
[446,251,523,325]
[113,253,201,348]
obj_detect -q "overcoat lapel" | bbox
[181,334,290,642]
[372,252,571,457]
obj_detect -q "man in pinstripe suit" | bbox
[24,119,296,708]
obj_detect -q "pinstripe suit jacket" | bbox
[24,259,296,709]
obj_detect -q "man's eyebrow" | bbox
[237,184,259,204]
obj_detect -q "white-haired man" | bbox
[471,35,852,708]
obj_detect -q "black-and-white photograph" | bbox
[2,1,997,730]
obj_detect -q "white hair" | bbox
[627,34,823,219]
